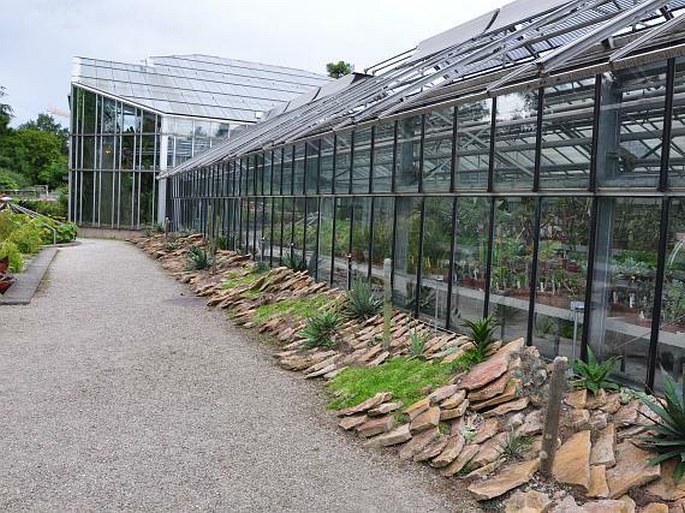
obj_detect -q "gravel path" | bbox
[0,239,479,513]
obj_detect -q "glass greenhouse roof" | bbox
[71,54,330,123]
[160,0,685,178]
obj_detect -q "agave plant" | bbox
[300,310,343,349]
[281,252,308,272]
[570,347,621,394]
[344,279,382,321]
[408,329,430,359]
[636,371,685,482]
[185,246,212,270]
[461,315,500,363]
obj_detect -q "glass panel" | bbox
[120,172,134,227]
[263,151,272,196]
[282,146,294,196]
[393,197,422,309]
[101,136,115,170]
[540,79,595,189]
[395,116,422,193]
[319,135,334,194]
[597,62,667,188]
[370,197,394,278]
[450,197,491,329]
[142,111,156,133]
[140,135,156,170]
[318,198,335,283]
[122,104,138,133]
[272,148,283,196]
[488,197,535,340]
[335,132,351,194]
[423,109,454,193]
[670,58,685,188]
[419,198,453,326]
[100,171,115,226]
[306,141,319,194]
[655,198,685,389]
[493,92,538,190]
[304,197,319,272]
[533,197,591,360]
[455,100,492,190]
[81,171,94,224]
[351,197,371,280]
[372,122,394,193]
[352,128,372,193]
[82,136,95,169]
[140,172,154,226]
[102,98,117,134]
[589,197,661,387]
[121,135,135,170]
[293,144,305,195]
[82,90,97,134]
[332,198,352,288]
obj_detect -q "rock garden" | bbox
[133,231,685,513]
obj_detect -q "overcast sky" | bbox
[2,0,503,127]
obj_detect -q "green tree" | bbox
[19,114,69,153]
[326,61,353,79]
[0,86,12,134]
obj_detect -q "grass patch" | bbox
[253,295,329,324]
[327,357,452,410]
[220,265,268,291]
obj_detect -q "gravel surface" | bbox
[0,239,481,513]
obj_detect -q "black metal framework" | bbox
[167,57,685,390]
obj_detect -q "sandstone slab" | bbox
[503,490,552,513]
[442,444,479,476]
[339,414,367,431]
[520,409,543,436]
[613,401,639,427]
[472,418,501,445]
[414,436,450,462]
[357,415,394,438]
[461,358,509,391]
[565,389,588,409]
[431,434,465,468]
[645,458,685,501]
[339,392,392,416]
[399,427,439,460]
[472,379,519,410]
[404,397,430,420]
[468,459,539,500]
[483,397,530,418]
[363,423,412,448]
[440,399,469,421]
[641,503,668,513]
[473,432,507,468]
[591,424,616,468]
[606,441,661,498]
[552,430,591,491]
[588,465,609,498]
[367,401,403,417]
[410,406,440,434]
[468,372,510,402]
[429,384,460,405]
[440,389,467,409]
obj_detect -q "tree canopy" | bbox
[326,61,353,79]
[0,87,68,191]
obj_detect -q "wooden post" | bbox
[383,258,393,348]
[540,356,567,476]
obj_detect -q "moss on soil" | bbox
[327,357,452,410]
[253,295,328,324]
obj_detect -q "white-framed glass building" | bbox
[161,0,685,389]
[69,54,329,229]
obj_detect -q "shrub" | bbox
[0,241,24,272]
[461,315,500,362]
[253,261,269,274]
[344,279,382,321]
[185,246,212,270]
[300,310,343,349]
[570,346,621,394]
[215,235,230,250]
[281,251,308,272]
[637,371,685,482]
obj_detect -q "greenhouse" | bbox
[159,0,685,388]
[69,55,328,229]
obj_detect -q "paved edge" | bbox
[0,246,59,305]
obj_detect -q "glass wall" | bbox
[70,85,239,229]
[167,56,685,389]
